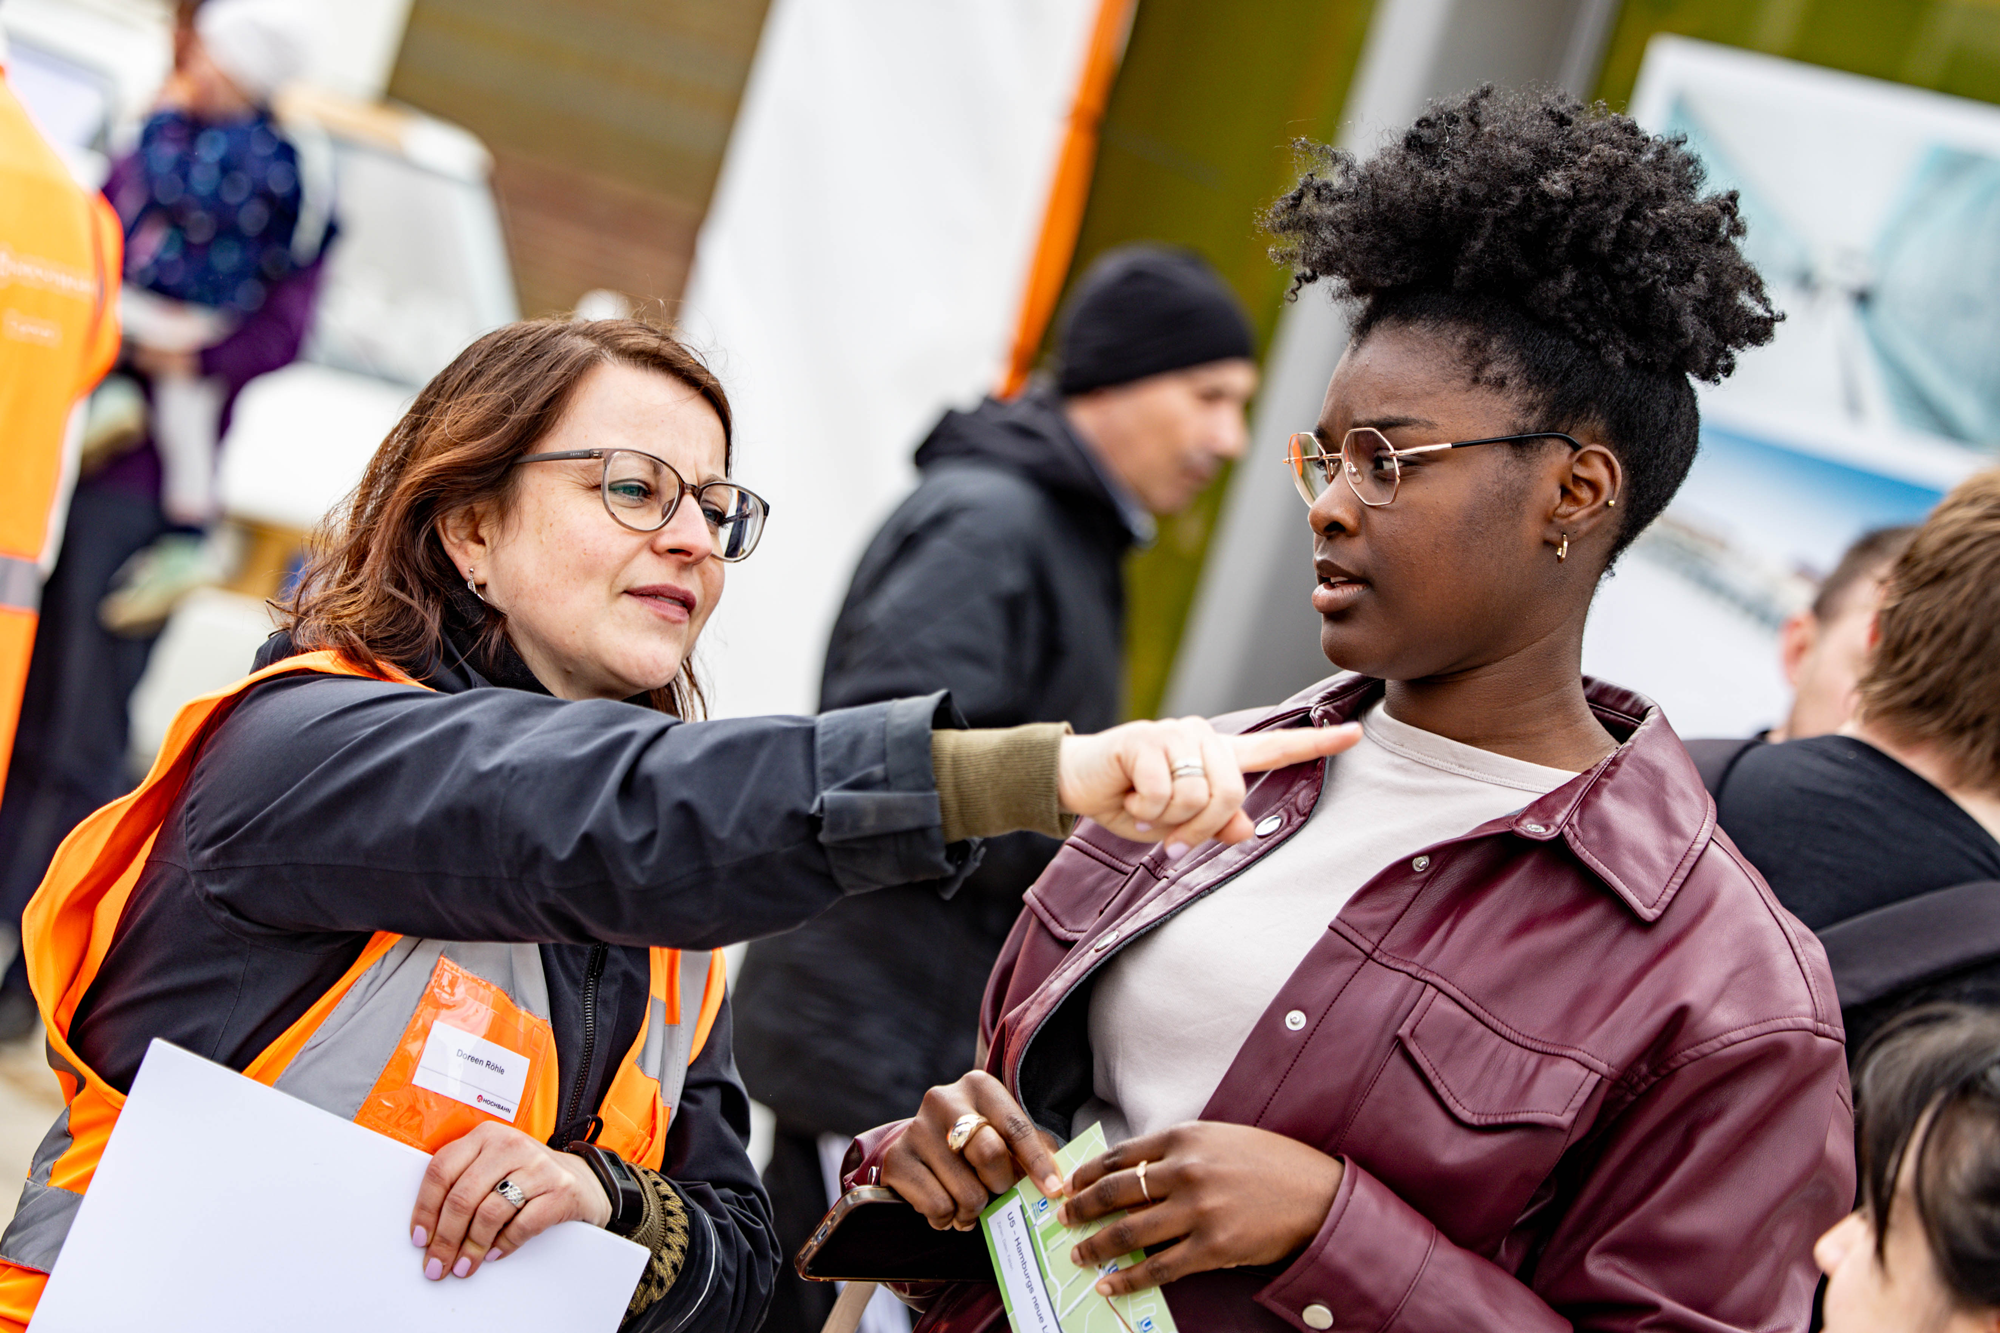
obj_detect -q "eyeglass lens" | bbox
[1339,428,1400,506]
[1287,429,1401,507]
[601,449,765,560]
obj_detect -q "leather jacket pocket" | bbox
[1023,829,1154,942]
[1397,988,1599,1130]
[1340,987,1602,1255]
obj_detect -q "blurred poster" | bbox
[1583,37,1995,737]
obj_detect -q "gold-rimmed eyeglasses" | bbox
[517,448,771,561]
[1286,427,1582,509]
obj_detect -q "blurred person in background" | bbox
[110,0,325,552]
[857,87,1854,1333]
[734,244,1256,1333]
[0,0,331,1040]
[0,31,123,854]
[1814,1004,2000,1333]
[1686,524,1915,793]
[1710,471,2000,1058]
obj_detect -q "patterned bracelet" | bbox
[626,1167,692,1318]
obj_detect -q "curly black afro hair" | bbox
[1265,86,1780,558]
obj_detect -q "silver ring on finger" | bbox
[494,1178,528,1210]
[1169,759,1206,781]
[1136,1159,1152,1203]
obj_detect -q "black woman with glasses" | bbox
[868,90,1852,1333]
[0,318,1353,1333]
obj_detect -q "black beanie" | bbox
[1054,245,1255,395]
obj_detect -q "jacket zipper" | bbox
[556,943,608,1146]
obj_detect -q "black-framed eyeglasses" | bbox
[1286,427,1583,508]
[517,448,771,561]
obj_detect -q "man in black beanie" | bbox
[734,243,1256,1333]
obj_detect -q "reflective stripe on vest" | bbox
[0,651,725,1315]
[267,939,556,1123]
[0,556,37,615]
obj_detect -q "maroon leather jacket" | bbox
[847,675,1854,1332]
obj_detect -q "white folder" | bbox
[30,1039,649,1332]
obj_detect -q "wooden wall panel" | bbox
[387,0,770,315]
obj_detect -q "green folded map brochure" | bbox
[978,1122,1179,1333]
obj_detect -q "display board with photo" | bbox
[1583,37,1995,737]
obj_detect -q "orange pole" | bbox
[998,0,1137,398]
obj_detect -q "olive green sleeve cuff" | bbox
[932,723,1075,843]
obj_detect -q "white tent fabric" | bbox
[679,0,1105,717]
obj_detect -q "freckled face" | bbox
[1304,324,1577,682]
[467,361,729,701]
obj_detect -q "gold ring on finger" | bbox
[1169,760,1206,781]
[946,1112,990,1155]
[1136,1159,1152,1203]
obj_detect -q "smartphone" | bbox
[794,1186,996,1283]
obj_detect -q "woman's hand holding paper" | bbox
[881,1071,1065,1232]
[408,1121,612,1284]
[1058,1122,1344,1296]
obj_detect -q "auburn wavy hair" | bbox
[281,317,733,718]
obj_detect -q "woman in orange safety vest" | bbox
[0,316,1349,1332]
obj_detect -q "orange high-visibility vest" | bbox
[0,66,124,792]
[0,651,726,1327]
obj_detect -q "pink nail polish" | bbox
[1134,822,1151,832]
[424,1257,443,1281]
[411,1226,427,1248]
[453,1256,471,1278]
[486,1248,502,1262]
[1166,842,1188,860]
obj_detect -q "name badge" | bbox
[411,1019,530,1122]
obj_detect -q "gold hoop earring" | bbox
[1557,534,1569,563]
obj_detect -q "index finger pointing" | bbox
[1229,722,1361,774]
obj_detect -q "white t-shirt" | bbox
[1075,703,1578,1145]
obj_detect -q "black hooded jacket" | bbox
[734,388,1143,1138]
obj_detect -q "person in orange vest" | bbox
[0,316,1353,1331]
[0,0,331,1041]
[0,30,123,813]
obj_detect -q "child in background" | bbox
[96,0,317,625]
[1817,1005,2000,1333]
[0,0,333,1043]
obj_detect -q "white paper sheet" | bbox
[32,1040,649,1332]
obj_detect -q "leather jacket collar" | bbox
[1269,673,1717,923]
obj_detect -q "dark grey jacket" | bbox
[65,631,975,1333]
[734,389,1141,1137]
